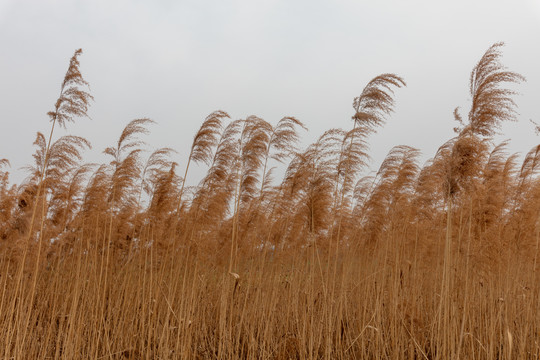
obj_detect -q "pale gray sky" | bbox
[1,0,539,185]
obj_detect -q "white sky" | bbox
[1,0,539,185]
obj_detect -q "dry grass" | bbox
[1,44,539,359]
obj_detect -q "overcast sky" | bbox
[1,0,539,185]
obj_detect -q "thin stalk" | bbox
[176,152,192,214]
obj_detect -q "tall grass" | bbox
[0,43,539,359]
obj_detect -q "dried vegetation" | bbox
[1,43,539,359]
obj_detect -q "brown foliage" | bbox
[3,43,540,358]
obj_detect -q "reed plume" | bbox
[517,144,540,194]
[240,117,306,243]
[47,49,93,129]
[442,42,524,212]
[356,145,420,244]
[352,74,406,130]
[80,164,110,223]
[508,145,540,249]
[235,116,271,210]
[104,118,153,210]
[136,147,178,240]
[147,163,181,243]
[51,164,94,230]
[334,74,406,240]
[25,133,90,191]
[478,141,517,228]
[466,42,525,137]
[258,117,306,199]
[139,147,176,208]
[103,118,153,244]
[177,110,228,213]
[41,133,93,239]
[192,119,242,227]
[281,129,343,240]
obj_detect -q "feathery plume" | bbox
[177,111,229,213]
[466,42,525,137]
[104,118,154,210]
[352,73,406,131]
[47,49,93,129]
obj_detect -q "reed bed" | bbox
[1,43,540,359]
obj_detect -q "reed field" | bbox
[2,43,540,359]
